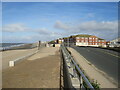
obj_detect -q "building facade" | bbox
[63,34,106,47]
[109,38,120,47]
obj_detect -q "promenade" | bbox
[2,47,38,70]
[2,47,61,88]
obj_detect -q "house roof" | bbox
[76,34,92,37]
[63,37,69,39]
[69,34,91,38]
[63,34,105,40]
[98,38,104,40]
[75,34,105,40]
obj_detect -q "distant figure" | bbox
[38,41,41,50]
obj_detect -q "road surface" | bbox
[71,46,119,84]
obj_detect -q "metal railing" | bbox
[61,44,94,89]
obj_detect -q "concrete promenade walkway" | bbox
[2,47,38,70]
[2,47,61,88]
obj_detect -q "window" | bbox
[81,40,84,42]
[89,43,91,45]
[77,40,79,42]
[85,40,88,42]
[102,40,105,42]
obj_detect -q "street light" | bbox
[67,38,69,47]
[38,40,41,50]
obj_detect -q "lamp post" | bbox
[67,38,69,47]
[38,40,41,50]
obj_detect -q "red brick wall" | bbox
[75,36,106,45]
[63,35,106,46]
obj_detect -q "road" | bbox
[71,46,119,84]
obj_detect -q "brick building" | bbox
[63,34,106,47]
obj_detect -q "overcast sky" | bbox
[2,2,118,43]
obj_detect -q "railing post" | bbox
[80,75,83,89]
[73,65,77,78]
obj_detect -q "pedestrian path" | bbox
[2,47,61,88]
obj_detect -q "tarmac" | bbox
[2,47,61,88]
[67,47,117,88]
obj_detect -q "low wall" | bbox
[55,44,61,47]
[9,50,38,67]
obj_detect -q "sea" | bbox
[0,43,25,50]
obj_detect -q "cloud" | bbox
[2,20,118,43]
[87,13,95,18]
[54,20,118,40]
[2,24,61,38]
[78,21,117,31]
[54,20,117,32]
[35,28,53,35]
[2,35,33,43]
[2,23,63,42]
[54,21,72,30]
[2,24,29,32]
[3,31,63,43]
[33,28,63,39]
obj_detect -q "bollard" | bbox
[9,61,14,67]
